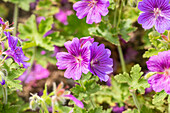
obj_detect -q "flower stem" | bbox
[117,43,126,72]
[0,55,8,66]
[131,90,141,112]
[2,84,8,104]
[13,4,19,36]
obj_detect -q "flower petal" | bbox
[155,16,170,33]
[138,12,155,29]
[64,94,84,109]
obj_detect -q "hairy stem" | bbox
[2,84,8,104]
[13,4,19,36]
[117,44,126,72]
[131,90,141,112]
[0,55,8,66]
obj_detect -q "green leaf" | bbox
[84,80,100,94]
[143,48,159,58]
[168,95,170,103]
[63,15,94,37]
[18,15,64,50]
[115,64,150,93]
[3,0,35,11]
[152,91,167,104]
[89,106,103,113]
[123,109,139,113]
[140,105,153,113]
[6,68,25,91]
[89,22,119,45]
[119,19,136,42]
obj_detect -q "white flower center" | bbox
[164,68,170,76]
[87,0,98,8]
[154,8,161,18]
[75,56,83,63]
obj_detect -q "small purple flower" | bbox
[4,31,30,68]
[146,50,170,94]
[73,0,110,24]
[18,63,50,83]
[40,50,46,55]
[56,38,92,80]
[0,78,5,85]
[0,17,5,25]
[88,42,113,82]
[138,0,170,33]
[64,94,84,108]
[55,9,73,25]
[112,104,125,113]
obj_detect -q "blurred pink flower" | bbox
[18,63,50,83]
[55,9,73,25]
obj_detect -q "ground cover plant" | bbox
[0,0,170,113]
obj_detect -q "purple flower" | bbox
[145,86,153,94]
[112,104,125,113]
[4,32,30,68]
[56,38,92,80]
[0,17,5,25]
[40,50,46,55]
[80,36,94,47]
[88,42,113,82]
[64,94,84,108]
[55,9,73,25]
[138,0,170,33]
[146,50,170,94]
[0,78,5,85]
[18,63,50,83]
[73,0,110,24]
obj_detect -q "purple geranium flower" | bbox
[138,0,170,33]
[146,50,170,94]
[0,78,5,85]
[55,9,73,25]
[73,0,110,24]
[56,38,92,80]
[18,63,50,83]
[88,42,113,82]
[4,31,30,68]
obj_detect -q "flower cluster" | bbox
[3,32,30,68]
[73,0,110,24]
[56,36,113,82]
[138,0,170,33]
[146,50,170,94]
